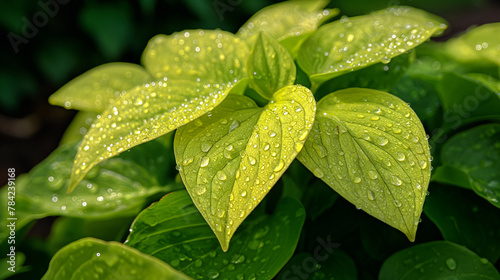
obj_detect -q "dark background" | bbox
[1,0,500,185]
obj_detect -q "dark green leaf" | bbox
[0,252,28,279]
[41,238,192,280]
[298,88,432,241]
[126,190,306,280]
[424,184,500,263]
[379,241,500,280]
[174,86,315,250]
[276,251,357,280]
[437,124,500,207]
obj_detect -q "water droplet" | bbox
[445,258,457,270]
[207,269,220,279]
[201,142,212,152]
[273,160,285,172]
[226,144,234,151]
[397,152,406,161]
[313,168,324,178]
[217,171,227,181]
[269,131,277,137]
[200,157,210,167]
[231,254,246,264]
[194,259,203,267]
[313,144,327,158]
[377,137,389,146]
[419,160,428,169]
[368,170,378,180]
[196,185,207,195]
[367,190,376,201]
[263,143,270,151]
[248,156,256,165]
[391,176,402,186]
[183,157,193,166]
[241,191,247,197]
[229,120,240,132]
[354,177,362,183]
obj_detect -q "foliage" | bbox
[3,0,500,279]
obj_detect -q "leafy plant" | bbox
[4,1,500,279]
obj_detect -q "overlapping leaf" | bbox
[69,30,250,191]
[175,86,315,250]
[298,6,446,87]
[434,124,500,208]
[42,238,192,280]
[49,63,153,112]
[247,33,296,99]
[236,0,338,54]
[379,241,500,280]
[126,190,305,279]
[298,88,431,241]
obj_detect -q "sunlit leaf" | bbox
[41,238,192,280]
[142,30,249,82]
[379,241,500,280]
[49,63,153,112]
[424,184,500,263]
[236,0,338,53]
[298,88,431,241]
[69,30,250,191]
[298,6,446,88]
[436,124,500,208]
[174,85,316,250]
[126,190,305,279]
[447,23,500,66]
[247,32,296,99]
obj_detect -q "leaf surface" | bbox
[237,0,338,50]
[437,124,500,207]
[298,6,446,87]
[379,241,500,280]
[298,88,431,241]
[69,30,249,191]
[126,190,305,280]
[247,32,296,99]
[175,85,315,250]
[49,63,152,112]
[41,238,192,280]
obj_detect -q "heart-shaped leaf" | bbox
[69,30,249,191]
[237,0,338,51]
[298,6,446,88]
[49,63,153,112]
[379,241,500,280]
[247,32,296,99]
[42,238,192,280]
[126,190,305,280]
[297,88,431,241]
[434,124,500,207]
[174,85,315,250]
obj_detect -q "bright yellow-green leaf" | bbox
[142,29,249,82]
[49,63,153,112]
[174,85,316,251]
[445,23,500,66]
[247,33,296,99]
[69,79,234,192]
[297,6,446,88]
[297,88,431,241]
[236,0,338,51]
[68,30,250,192]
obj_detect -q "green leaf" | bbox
[142,30,249,82]
[379,241,500,280]
[126,190,306,279]
[247,32,296,99]
[424,184,500,263]
[49,63,153,112]
[0,252,28,279]
[431,165,471,190]
[438,72,500,130]
[41,238,192,280]
[438,124,500,207]
[276,251,357,280]
[70,30,250,191]
[237,0,338,50]
[298,6,446,88]
[297,88,431,241]
[449,23,500,66]
[11,139,178,227]
[174,85,316,250]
